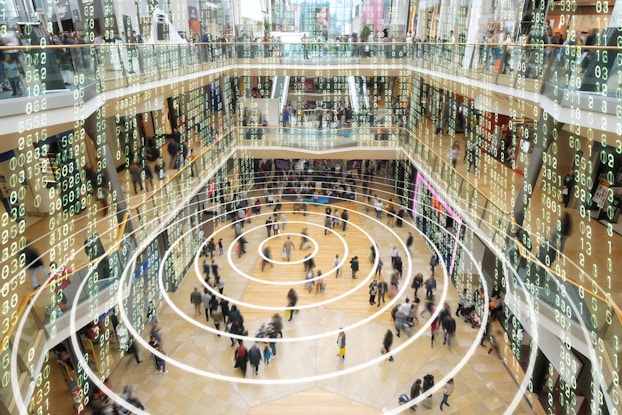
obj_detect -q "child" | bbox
[218,238,223,255]
[263,344,272,365]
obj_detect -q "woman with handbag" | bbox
[336,329,346,360]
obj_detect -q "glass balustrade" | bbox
[0,38,620,414]
[3,41,618,121]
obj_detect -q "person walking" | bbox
[22,245,47,290]
[425,275,436,299]
[203,259,211,280]
[263,344,272,365]
[268,328,278,358]
[488,331,502,358]
[265,217,273,238]
[129,162,144,194]
[315,270,325,295]
[405,232,414,253]
[377,277,387,307]
[389,246,400,269]
[303,254,315,273]
[210,300,223,336]
[282,236,295,261]
[207,238,216,258]
[261,246,272,271]
[562,170,575,207]
[394,299,411,337]
[305,268,315,293]
[287,288,298,321]
[147,300,158,326]
[382,329,394,361]
[370,244,377,263]
[211,260,220,279]
[350,256,359,279]
[369,279,378,305]
[271,313,283,338]
[442,314,456,349]
[456,288,470,316]
[237,237,247,258]
[233,342,248,376]
[190,286,202,316]
[394,255,403,278]
[300,228,311,249]
[439,378,454,411]
[220,298,230,323]
[374,197,384,219]
[341,209,349,231]
[334,254,342,277]
[449,143,459,168]
[467,143,479,173]
[201,289,212,322]
[375,257,384,276]
[429,254,439,275]
[126,336,142,365]
[324,215,332,235]
[412,272,424,298]
[430,316,441,348]
[228,320,245,347]
[272,219,280,237]
[410,379,422,411]
[332,208,340,229]
[337,329,346,360]
[396,206,405,227]
[148,335,167,374]
[248,343,262,375]
[5,55,22,96]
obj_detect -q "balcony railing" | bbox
[0,38,620,414]
[1,40,619,120]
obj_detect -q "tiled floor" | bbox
[15,118,612,413]
[97,193,544,415]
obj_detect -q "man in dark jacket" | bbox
[341,209,349,231]
[350,256,359,278]
[22,245,46,289]
[442,314,457,349]
[190,286,202,316]
[248,343,262,374]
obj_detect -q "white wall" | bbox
[239,0,265,22]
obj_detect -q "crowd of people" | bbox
[64,155,510,413]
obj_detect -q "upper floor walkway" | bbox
[1,114,620,413]
[0,39,618,144]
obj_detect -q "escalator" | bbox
[348,76,370,113]
[270,76,290,110]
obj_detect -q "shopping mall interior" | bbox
[0,0,621,414]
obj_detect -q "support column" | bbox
[83,113,136,239]
[511,109,564,229]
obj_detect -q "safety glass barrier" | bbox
[1,133,235,377]
[236,126,402,151]
[402,130,508,248]
[506,234,620,400]
[0,309,40,409]
[2,42,619,121]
